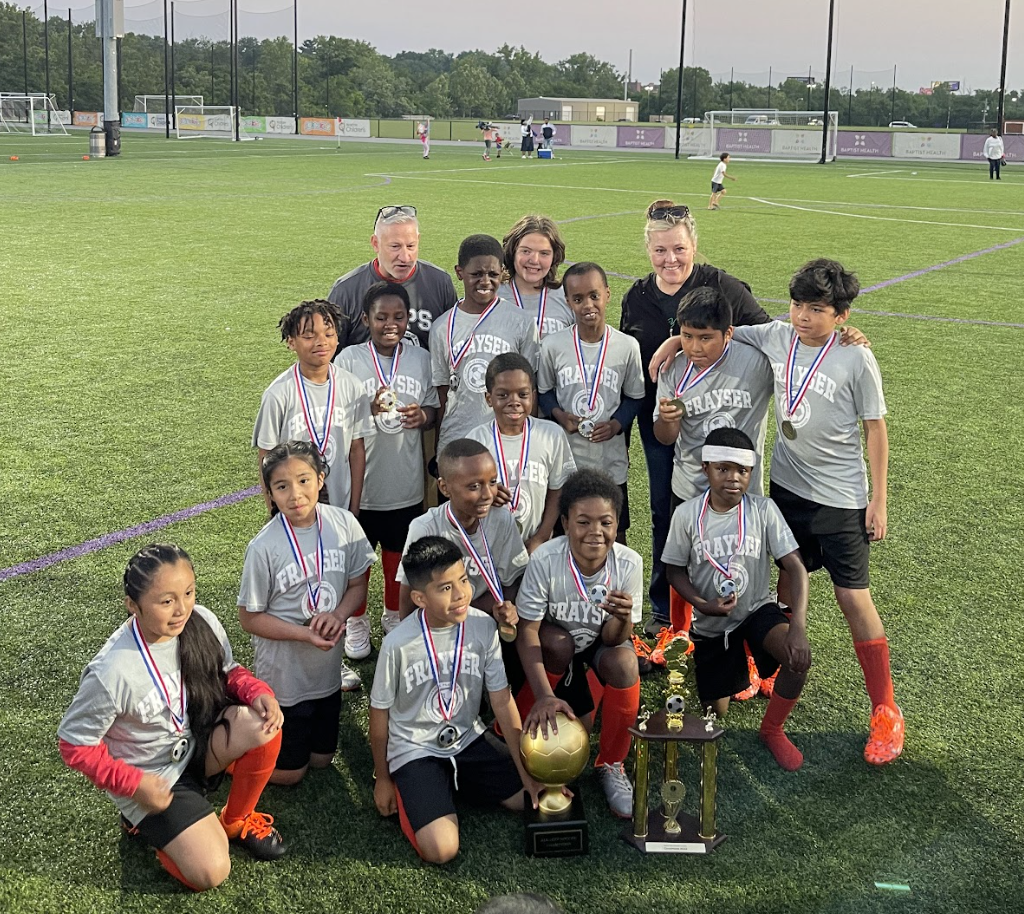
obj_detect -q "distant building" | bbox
[517,97,638,123]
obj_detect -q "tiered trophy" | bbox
[623,636,726,854]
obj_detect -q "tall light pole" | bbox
[819,0,836,163]
[997,0,1012,130]
[674,0,687,159]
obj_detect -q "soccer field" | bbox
[1,132,1022,914]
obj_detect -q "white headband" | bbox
[702,446,755,467]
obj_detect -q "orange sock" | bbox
[759,694,803,771]
[221,730,281,827]
[156,849,202,892]
[381,550,402,611]
[595,681,640,767]
[854,637,896,710]
[669,588,692,635]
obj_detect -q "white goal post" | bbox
[135,94,202,113]
[175,105,250,140]
[0,93,69,135]
[698,109,839,160]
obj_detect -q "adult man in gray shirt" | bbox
[327,205,458,350]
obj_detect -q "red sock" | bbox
[586,669,604,711]
[394,786,424,859]
[156,849,202,892]
[221,730,281,826]
[595,681,639,767]
[669,588,692,635]
[515,681,536,720]
[759,695,803,771]
[382,550,402,611]
[854,637,896,711]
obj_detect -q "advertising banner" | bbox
[148,113,167,129]
[73,111,101,127]
[665,126,710,154]
[570,124,617,148]
[837,131,893,157]
[771,129,821,156]
[242,116,267,133]
[336,118,371,137]
[716,127,772,154]
[266,117,296,134]
[617,126,665,148]
[121,112,148,128]
[961,133,1024,163]
[300,117,335,136]
[892,132,960,160]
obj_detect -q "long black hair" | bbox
[124,544,231,764]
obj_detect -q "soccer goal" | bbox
[698,109,839,160]
[175,105,248,140]
[0,94,69,135]
[135,94,202,114]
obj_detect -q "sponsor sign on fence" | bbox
[266,117,296,134]
[148,113,167,129]
[617,126,665,148]
[665,126,711,153]
[771,129,821,156]
[73,111,101,127]
[892,132,961,160]
[121,112,148,128]
[837,131,893,157]
[717,127,772,154]
[242,116,267,133]
[300,117,335,136]
[336,118,371,137]
[570,124,617,148]
[960,133,1024,163]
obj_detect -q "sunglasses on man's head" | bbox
[647,205,690,221]
[375,205,417,226]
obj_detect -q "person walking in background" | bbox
[520,117,535,158]
[984,129,1005,180]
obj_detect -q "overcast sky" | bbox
[284,0,1020,93]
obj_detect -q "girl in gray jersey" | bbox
[499,215,575,339]
[58,544,286,891]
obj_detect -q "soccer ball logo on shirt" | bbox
[788,399,812,432]
[702,411,737,439]
[462,358,489,394]
[571,390,605,421]
[310,580,339,619]
[424,683,467,724]
[374,408,404,436]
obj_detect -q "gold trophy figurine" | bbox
[664,636,689,732]
[661,779,686,835]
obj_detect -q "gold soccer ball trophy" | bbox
[520,713,589,814]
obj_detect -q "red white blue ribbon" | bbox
[293,363,336,457]
[445,503,503,603]
[447,298,499,374]
[491,418,531,514]
[784,330,838,420]
[697,490,746,580]
[130,616,187,733]
[674,343,732,398]
[573,326,610,416]
[367,340,401,390]
[509,279,548,336]
[279,508,325,618]
[418,609,465,723]
[567,547,612,605]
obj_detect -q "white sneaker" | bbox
[596,762,633,818]
[381,608,401,635]
[340,659,362,691]
[344,614,372,660]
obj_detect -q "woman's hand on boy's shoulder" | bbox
[839,325,871,347]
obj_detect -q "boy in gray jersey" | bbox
[662,429,812,771]
[731,259,903,766]
[370,537,542,864]
[538,263,645,539]
[430,235,539,455]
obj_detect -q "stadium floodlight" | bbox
[175,105,249,140]
[698,110,839,161]
[0,94,69,135]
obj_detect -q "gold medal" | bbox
[376,388,398,412]
[498,621,518,642]
[781,419,797,440]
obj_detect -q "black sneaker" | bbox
[221,811,288,860]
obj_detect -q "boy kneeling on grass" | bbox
[369,536,544,864]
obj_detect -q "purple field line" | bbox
[0,487,260,584]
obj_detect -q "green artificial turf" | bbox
[0,132,1022,913]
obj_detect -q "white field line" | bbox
[845,169,908,177]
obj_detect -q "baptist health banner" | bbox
[837,131,893,157]
[665,127,710,154]
[570,124,617,148]
[961,133,1024,163]
[892,132,960,160]
[617,126,665,148]
[771,129,822,156]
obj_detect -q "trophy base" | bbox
[621,810,726,854]
[524,787,588,857]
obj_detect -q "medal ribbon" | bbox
[566,548,612,604]
[697,490,746,580]
[418,610,465,723]
[491,419,532,513]
[279,508,325,619]
[447,298,499,374]
[674,343,732,398]
[510,279,548,335]
[784,330,838,419]
[367,340,401,390]
[445,503,504,603]
[130,616,187,733]
[292,363,336,456]
[573,326,610,415]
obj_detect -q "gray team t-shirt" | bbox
[655,341,773,500]
[396,505,529,601]
[466,418,577,541]
[238,505,376,707]
[517,538,644,652]
[429,300,541,452]
[335,342,440,511]
[732,321,887,509]
[58,606,238,825]
[661,493,798,638]
[498,282,575,339]
[370,608,508,772]
[327,259,458,349]
[538,326,645,485]
[252,365,372,511]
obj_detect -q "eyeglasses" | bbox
[375,205,417,227]
[647,205,690,221]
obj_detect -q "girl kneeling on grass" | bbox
[58,544,287,892]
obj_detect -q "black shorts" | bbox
[391,731,522,833]
[277,689,342,771]
[770,482,871,589]
[692,602,788,702]
[131,768,224,850]
[359,504,424,554]
[711,182,724,193]
[555,636,634,717]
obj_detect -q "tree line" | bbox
[0,3,1010,128]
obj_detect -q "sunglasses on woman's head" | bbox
[648,205,690,220]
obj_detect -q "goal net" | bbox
[697,109,839,160]
[0,94,69,135]
[135,94,202,113]
[175,105,247,140]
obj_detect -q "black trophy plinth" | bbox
[524,785,588,857]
